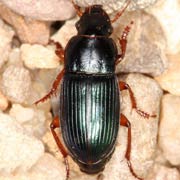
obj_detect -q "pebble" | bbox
[9,104,48,138]
[148,0,180,54]
[51,18,77,48]
[0,91,8,111]
[0,153,65,180]
[147,164,180,180]
[155,53,180,96]
[30,153,65,180]
[114,11,167,77]
[1,65,31,103]
[7,48,23,66]
[0,2,50,45]
[0,19,14,68]
[20,44,60,69]
[0,0,75,21]
[0,112,44,173]
[159,94,180,166]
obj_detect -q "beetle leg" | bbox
[34,68,65,105]
[71,0,83,17]
[50,116,70,180]
[115,21,133,65]
[120,113,143,180]
[49,39,64,63]
[119,81,156,118]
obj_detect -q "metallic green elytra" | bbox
[60,73,120,173]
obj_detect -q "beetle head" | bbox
[75,5,113,36]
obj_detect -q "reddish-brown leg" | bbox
[115,21,134,65]
[34,68,65,105]
[111,0,131,23]
[119,81,156,118]
[120,113,143,180]
[71,0,83,16]
[50,116,70,180]
[49,39,64,63]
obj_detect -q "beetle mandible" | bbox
[35,0,156,179]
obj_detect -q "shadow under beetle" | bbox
[35,0,156,179]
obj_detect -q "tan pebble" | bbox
[0,0,75,21]
[159,94,180,165]
[20,44,60,69]
[147,164,180,180]
[0,112,44,173]
[1,65,31,103]
[155,53,180,96]
[0,19,14,68]
[0,2,50,45]
[114,11,167,77]
[148,0,180,54]
[0,91,8,111]
[51,18,77,48]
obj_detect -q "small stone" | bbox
[159,94,180,166]
[114,11,167,77]
[147,0,180,54]
[0,112,44,173]
[155,53,180,96]
[0,0,75,21]
[0,2,50,45]
[7,48,23,66]
[0,91,8,111]
[51,18,77,48]
[147,164,180,180]
[9,104,34,123]
[0,153,65,180]
[1,65,31,103]
[9,104,49,138]
[0,19,14,68]
[30,153,65,180]
[21,44,60,69]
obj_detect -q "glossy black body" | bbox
[59,5,120,173]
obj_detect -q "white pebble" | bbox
[148,0,180,54]
[0,112,44,173]
[51,18,77,48]
[0,20,14,68]
[0,153,65,180]
[159,94,180,165]
[1,65,31,103]
[0,0,75,21]
[9,104,48,138]
[148,164,180,180]
[9,104,34,123]
[21,44,60,69]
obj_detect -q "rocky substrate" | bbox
[0,0,179,180]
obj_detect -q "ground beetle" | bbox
[35,0,156,179]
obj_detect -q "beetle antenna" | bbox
[111,0,131,23]
[71,0,83,17]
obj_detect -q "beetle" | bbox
[35,0,156,179]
